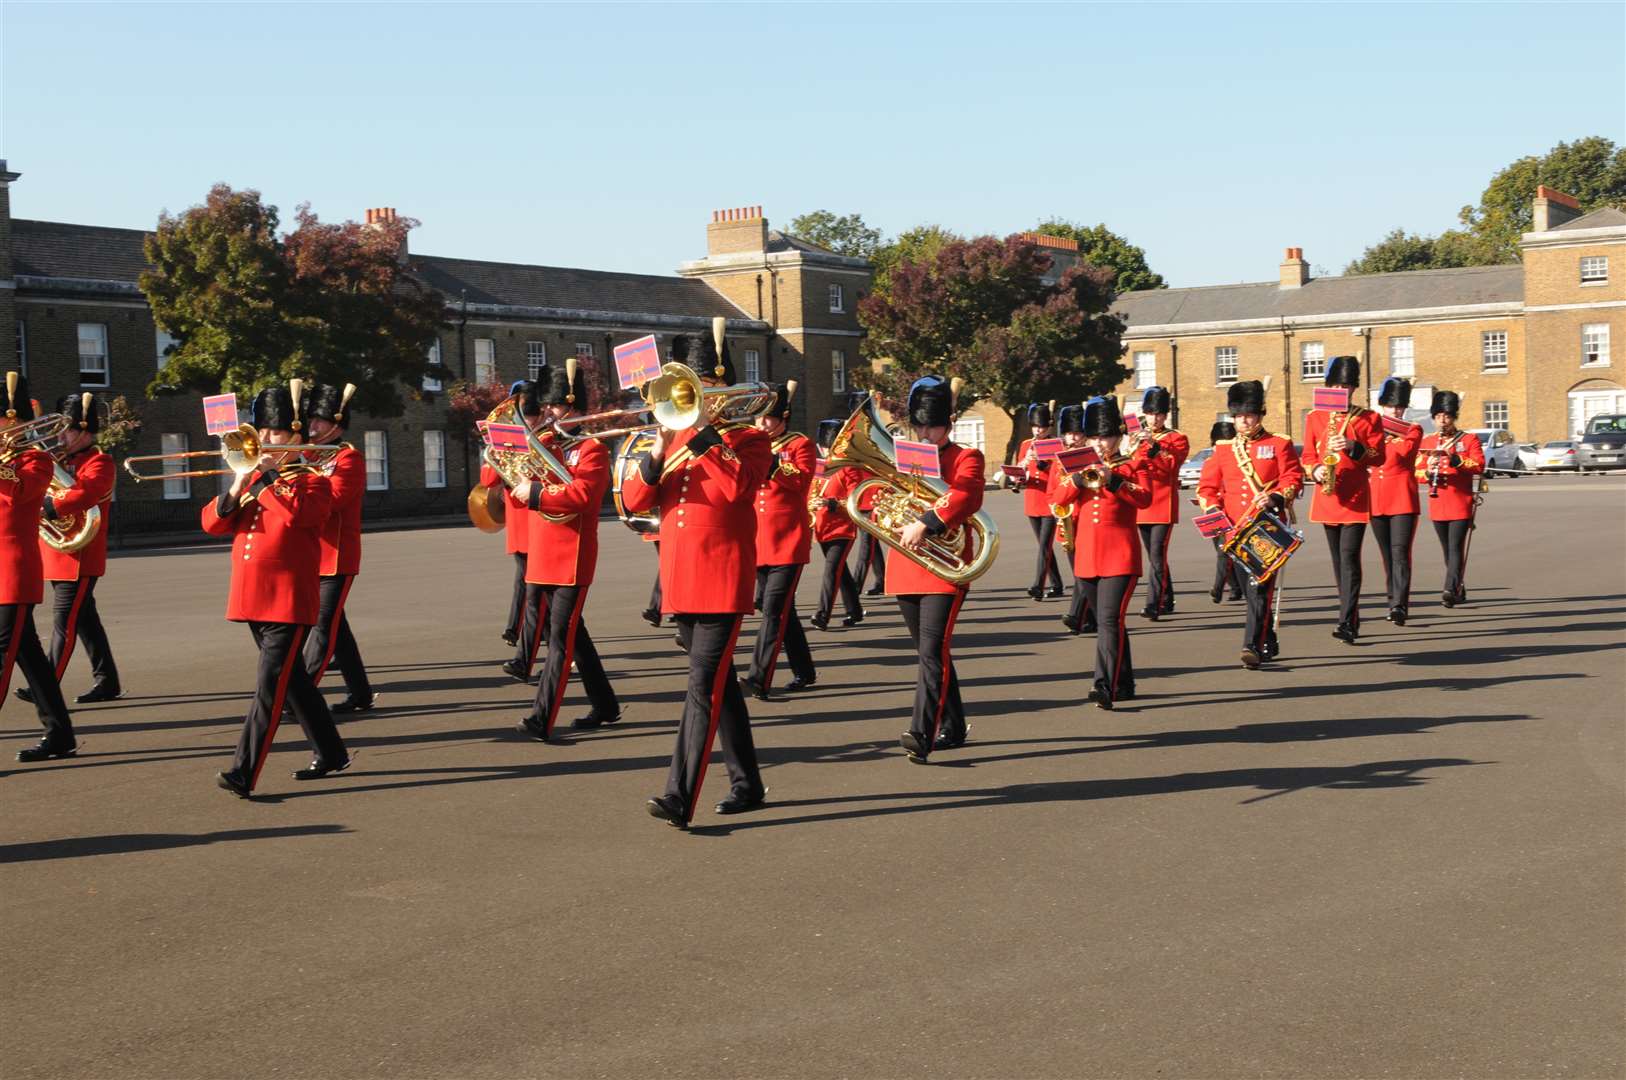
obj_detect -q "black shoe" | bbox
[501,630,518,647]
[1160,601,1175,615]
[516,716,550,742]
[74,683,124,704]
[841,609,865,627]
[216,769,251,798]
[1088,685,1114,711]
[1441,591,1457,608]
[646,794,688,829]
[501,659,530,683]
[1332,624,1355,644]
[809,612,831,631]
[899,731,930,764]
[571,710,622,730]
[1228,593,1244,602]
[673,632,688,652]
[1389,607,1407,626]
[715,787,768,815]
[640,608,661,628]
[785,675,816,692]
[865,587,885,597]
[1045,586,1066,600]
[1209,588,1223,604]
[1061,614,1082,634]
[14,686,33,704]
[1081,620,1098,634]
[16,739,77,763]
[933,725,969,752]
[1261,637,1280,661]
[292,756,353,781]
[332,694,376,715]
[1139,606,1160,622]
[1026,585,1044,601]
[1240,648,1262,670]
[739,675,772,702]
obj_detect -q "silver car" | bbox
[1467,428,1523,476]
[1577,414,1626,473]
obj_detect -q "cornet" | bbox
[123,424,333,482]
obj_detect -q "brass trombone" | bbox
[547,362,778,446]
[0,412,71,460]
[122,423,335,482]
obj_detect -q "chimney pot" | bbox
[1279,247,1309,289]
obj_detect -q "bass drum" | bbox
[611,431,661,536]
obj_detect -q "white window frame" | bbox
[1132,350,1156,390]
[473,338,497,385]
[1481,331,1508,372]
[1388,336,1415,377]
[1581,323,1611,367]
[1483,401,1509,432]
[364,430,390,491]
[1215,346,1238,384]
[16,320,27,374]
[832,349,847,394]
[1580,255,1608,284]
[526,340,547,381]
[951,415,985,453]
[828,283,844,314]
[155,328,180,373]
[161,433,191,500]
[78,323,110,387]
[1299,341,1325,382]
[423,430,447,489]
[423,338,443,392]
[575,342,595,361]
[742,348,761,384]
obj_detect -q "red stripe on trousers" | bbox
[761,565,804,690]
[1112,575,1138,695]
[53,578,90,681]
[249,625,308,792]
[0,604,27,702]
[313,576,354,685]
[684,615,744,824]
[541,587,589,738]
[928,589,967,746]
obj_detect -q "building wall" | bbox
[1522,234,1626,440]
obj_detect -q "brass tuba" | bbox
[825,396,999,586]
[0,412,102,554]
[468,397,574,533]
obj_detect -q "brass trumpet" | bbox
[1076,462,1109,491]
[123,423,335,482]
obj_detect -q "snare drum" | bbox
[1222,508,1303,585]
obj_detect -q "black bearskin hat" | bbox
[692,335,735,385]
[1430,390,1460,418]
[1082,397,1122,437]
[1377,377,1412,408]
[1055,403,1085,434]
[251,386,300,432]
[513,380,544,418]
[1210,420,1236,443]
[304,382,358,427]
[766,381,798,420]
[58,392,102,435]
[1227,380,1266,415]
[1325,355,1360,388]
[669,335,692,364]
[1027,401,1053,429]
[2,371,35,421]
[1141,385,1173,415]
[816,418,842,451]
[539,360,588,409]
[907,376,952,428]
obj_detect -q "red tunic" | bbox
[1416,431,1485,522]
[524,436,609,588]
[1132,428,1190,526]
[812,465,859,543]
[1013,437,1057,518]
[885,441,986,598]
[1369,422,1423,517]
[480,462,529,555]
[201,468,332,625]
[313,445,365,577]
[1305,407,1384,524]
[1,449,53,605]
[620,423,771,615]
[755,432,816,566]
[1196,434,1305,527]
[1050,458,1152,577]
[41,448,114,580]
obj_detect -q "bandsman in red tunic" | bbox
[850,456,888,596]
[809,419,865,631]
[1049,397,1152,710]
[1304,355,1385,643]
[1415,390,1485,607]
[1200,421,1246,604]
[512,359,621,739]
[298,382,374,714]
[1197,380,1305,670]
[1128,386,1190,620]
[742,382,819,699]
[1046,404,1097,636]
[491,379,535,653]
[1369,377,1424,625]
[891,376,985,764]
[205,383,349,798]
[1,372,77,762]
[621,333,773,827]
[1007,401,1064,601]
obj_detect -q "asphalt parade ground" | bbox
[3,474,1623,1080]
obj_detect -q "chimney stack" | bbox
[1532,185,1581,232]
[706,205,768,257]
[1279,247,1309,289]
[363,206,407,263]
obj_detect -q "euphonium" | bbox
[40,461,102,555]
[467,397,574,533]
[825,395,999,586]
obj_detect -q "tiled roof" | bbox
[1550,207,1626,231]
[1117,264,1524,330]
[13,219,152,281]
[412,254,747,320]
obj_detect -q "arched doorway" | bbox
[1567,379,1626,438]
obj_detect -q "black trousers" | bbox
[1433,519,1472,598]
[1244,578,1280,655]
[505,552,528,638]
[511,582,549,673]
[1322,523,1367,631]
[524,584,618,735]
[817,539,862,621]
[1079,574,1138,698]
[1138,523,1174,611]
[303,574,371,700]
[234,622,346,790]
[750,565,815,689]
[898,591,967,749]
[666,614,760,823]
[1027,515,1063,592]
[1211,537,1246,599]
[646,541,662,615]
[0,603,75,749]
[1369,513,1418,613]
[853,529,887,593]
[47,577,119,688]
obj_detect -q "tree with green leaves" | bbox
[857,234,1127,461]
[1342,227,1482,275]
[141,184,446,418]
[787,210,882,260]
[1030,219,1167,293]
[869,224,963,298]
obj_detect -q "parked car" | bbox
[1179,446,1212,488]
[1535,440,1579,471]
[1467,428,1522,475]
[1577,413,1626,473]
[1515,442,1541,472]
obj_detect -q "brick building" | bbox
[0,165,871,536]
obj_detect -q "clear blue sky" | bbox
[4,2,1623,288]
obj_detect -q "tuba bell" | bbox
[0,413,102,554]
[825,395,999,586]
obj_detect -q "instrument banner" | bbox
[1194,508,1233,538]
[484,422,530,450]
[613,335,662,389]
[1056,446,1100,473]
[999,464,1026,483]
[1381,414,1416,437]
[203,393,240,436]
[1124,412,1143,434]
[1313,387,1350,411]
[893,439,941,479]
[1030,437,1064,460]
